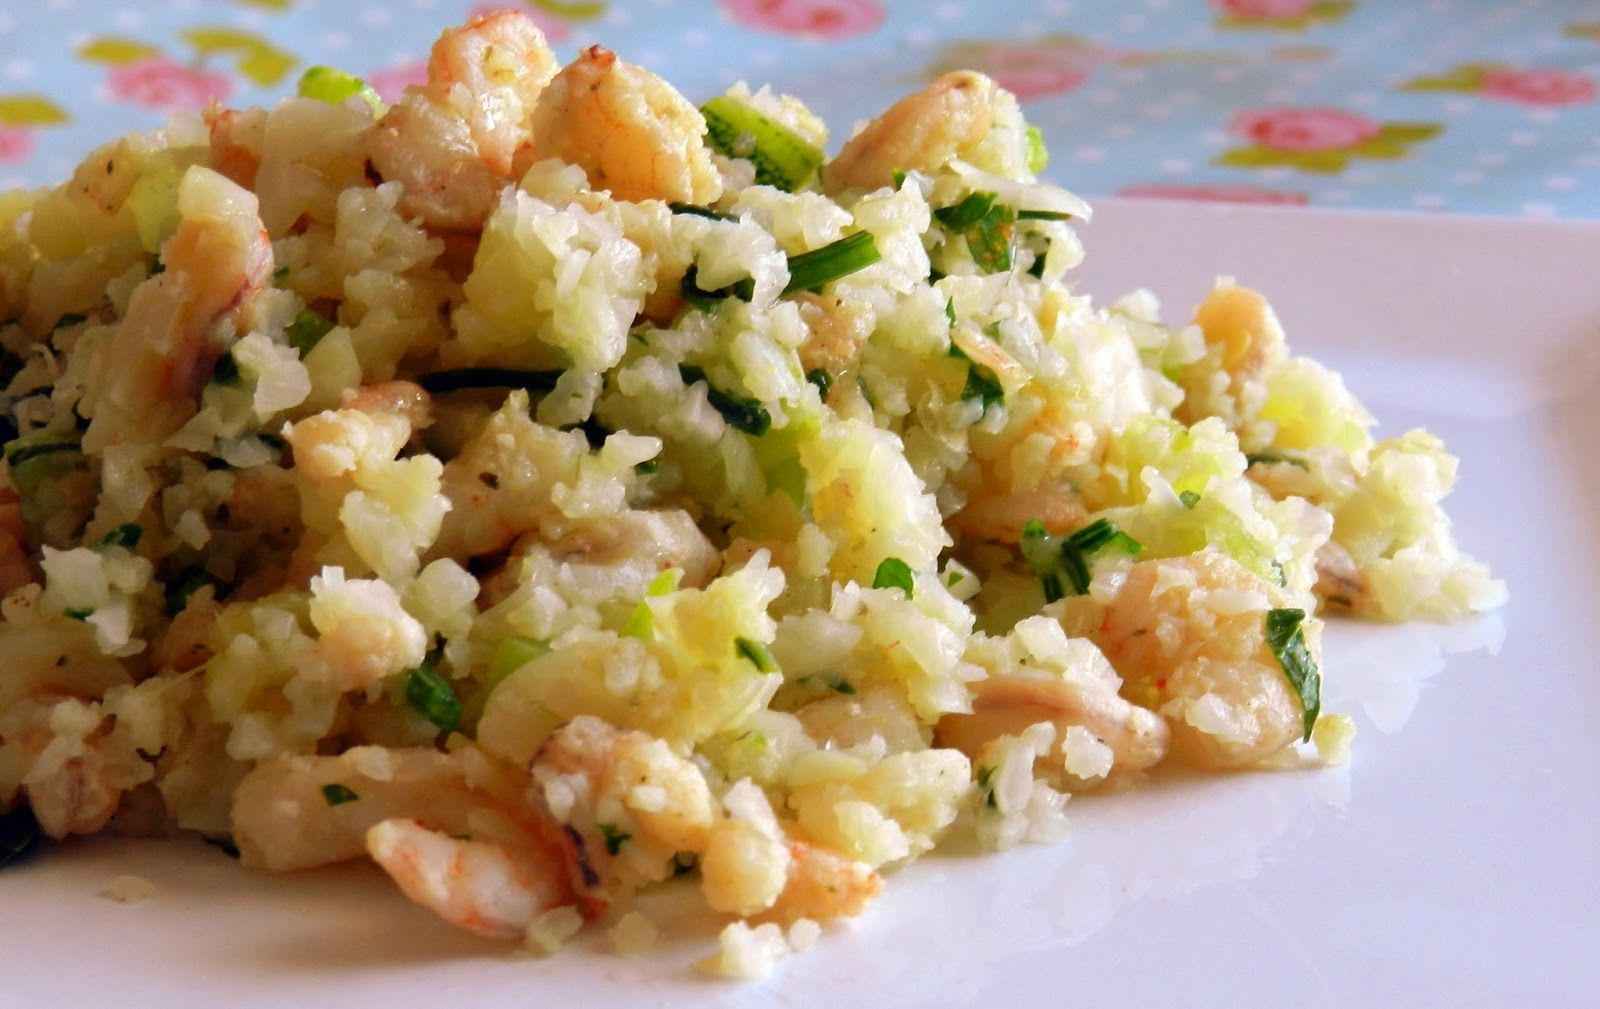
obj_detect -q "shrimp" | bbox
[1176,282,1289,426]
[232,745,590,935]
[0,488,37,598]
[766,838,883,924]
[823,72,998,194]
[949,486,1086,545]
[368,11,557,232]
[425,11,556,176]
[82,165,272,452]
[204,105,266,190]
[1074,548,1309,769]
[515,45,722,205]
[935,669,1169,788]
[367,819,574,939]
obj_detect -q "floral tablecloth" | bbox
[0,0,1597,218]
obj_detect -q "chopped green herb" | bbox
[678,364,771,436]
[634,458,659,475]
[285,309,335,357]
[1017,209,1074,222]
[416,368,564,395]
[164,565,217,616]
[1264,608,1320,741]
[891,169,907,189]
[668,201,735,222]
[805,368,834,399]
[297,65,382,113]
[320,783,360,806]
[1245,451,1309,471]
[735,636,779,673]
[64,606,93,622]
[1026,247,1049,279]
[94,524,143,550]
[271,264,290,284]
[0,804,42,870]
[782,231,882,295]
[856,374,876,409]
[830,677,857,695]
[1020,517,1142,602]
[934,191,1016,273]
[701,95,824,191]
[598,822,632,856]
[1270,559,1288,588]
[53,313,87,330]
[679,264,753,311]
[404,662,462,733]
[1026,125,1049,175]
[1179,489,1201,509]
[148,256,166,276]
[4,437,82,469]
[975,765,999,809]
[871,557,915,597]
[962,361,1005,410]
[944,298,957,328]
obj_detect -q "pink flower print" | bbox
[0,126,35,165]
[974,44,1093,100]
[367,60,429,104]
[468,4,573,43]
[1230,107,1381,152]
[1118,183,1309,206]
[109,58,232,112]
[1214,0,1313,17]
[720,0,885,40]
[1479,67,1597,107]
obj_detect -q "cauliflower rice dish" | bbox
[0,11,1504,978]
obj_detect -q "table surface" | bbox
[0,0,1596,218]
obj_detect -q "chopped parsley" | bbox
[735,636,779,673]
[962,360,1005,410]
[598,822,632,856]
[1264,608,1321,742]
[871,557,915,597]
[1245,451,1309,471]
[404,662,462,733]
[678,364,771,436]
[1020,518,1143,602]
[64,606,93,622]
[320,784,360,806]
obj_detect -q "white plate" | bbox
[4,201,1598,1009]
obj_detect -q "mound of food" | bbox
[0,10,1502,978]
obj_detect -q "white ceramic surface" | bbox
[4,200,1597,1009]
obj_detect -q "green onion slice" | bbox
[1245,451,1309,471]
[1026,125,1049,175]
[668,201,736,222]
[416,368,564,395]
[1265,608,1321,742]
[1017,209,1074,221]
[782,231,881,295]
[488,635,550,689]
[4,437,81,469]
[1020,517,1142,602]
[805,368,834,398]
[701,95,824,192]
[404,662,462,733]
[297,66,382,113]
[735,636,779,673]
[871,557,915,597]
[678,364,771,436]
